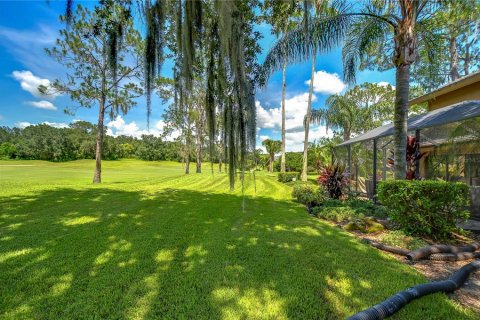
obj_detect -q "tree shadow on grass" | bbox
[0,187,473,319]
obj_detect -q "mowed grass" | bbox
[0,160,475,319]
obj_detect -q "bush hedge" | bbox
[292,183,326,209]
[278,172,300,183]
[377,180,470,238]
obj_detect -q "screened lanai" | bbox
[333,100,480,202]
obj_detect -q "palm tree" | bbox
[310,82,395,141]
[300,47,317,181]
[262,139,281,172]
[261,1,302,174]
[262,1,450,179]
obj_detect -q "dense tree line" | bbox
[0,122,188,162]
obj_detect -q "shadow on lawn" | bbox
[0,187,470,319]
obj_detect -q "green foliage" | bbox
[379,230,428,251]
[278,172,299,183]
[0,142,16,159]
[312,198,385,223]
[377,180,471,238]
[310,82,395,141]
[274,153,298,172]
[0,123,181,162]
[344,217,384,233]
[291,183,326,207]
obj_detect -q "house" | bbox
[333,72,480,218]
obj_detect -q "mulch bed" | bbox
[329,220,480,314]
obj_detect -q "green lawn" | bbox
[0,160,475,319]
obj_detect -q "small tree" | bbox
[262,139,281,172]
[42,4,143,183]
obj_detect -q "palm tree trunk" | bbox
[280,58,287,173]
[393,64,410,179]
[301,48,317,182]
[93,101,105,184]
[270,155,274,172]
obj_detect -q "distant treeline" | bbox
[0,121,189,162]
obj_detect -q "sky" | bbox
[0,0,395,152]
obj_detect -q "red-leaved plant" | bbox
[317,163,349,199]
[388,135,425,180]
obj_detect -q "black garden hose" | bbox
[429,252,480,261]
[362,238,410,256]
[407,242,480,261]
[347,260,480,320]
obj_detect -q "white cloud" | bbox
[12,70,58,99]
[284,125,333,152]
[14,121,68,129]
[42,121,69,128]
[15,121,32,129]
[305,70,346,95]
[256,92,334,152]
[106,115,180,141]
[377,81,395,89]
[256,93,318,132]
[26,100,57,110]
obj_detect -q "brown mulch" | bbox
[336,223,480,314]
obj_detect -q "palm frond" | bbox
[342,16,389,84]
[261,14,351,84]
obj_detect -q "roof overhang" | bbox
[337,100,480,147]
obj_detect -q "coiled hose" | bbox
[429,252,480,261]
[347,260,480,320]
[407,242,480,261]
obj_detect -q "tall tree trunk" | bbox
[280,23,288,173]
[269,155,274,172]
[195,126,202,173]
[301,48,317,182]
[449,37,460,81]
[280,58,287,173]
[184,135,190,174]
[93,101,105,183]
[393,64,410,179]
[219,158,222,173]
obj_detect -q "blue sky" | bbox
[0,0,395,151]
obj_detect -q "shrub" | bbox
[379,230,428,250]
[292,183,326,209]
[312,199,386,222]
[317,163,349,199]
[278,172,299,183]
[344,217,384,233]
[377,180,470,238]
[313,204,364,222]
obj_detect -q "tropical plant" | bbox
[261,0,302,173]
[317,162,349,199]
[43,3,143,183]
[387,135,425,180]
[262,0,455,180]
[262,139,281,172]
[311,82,395,141]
